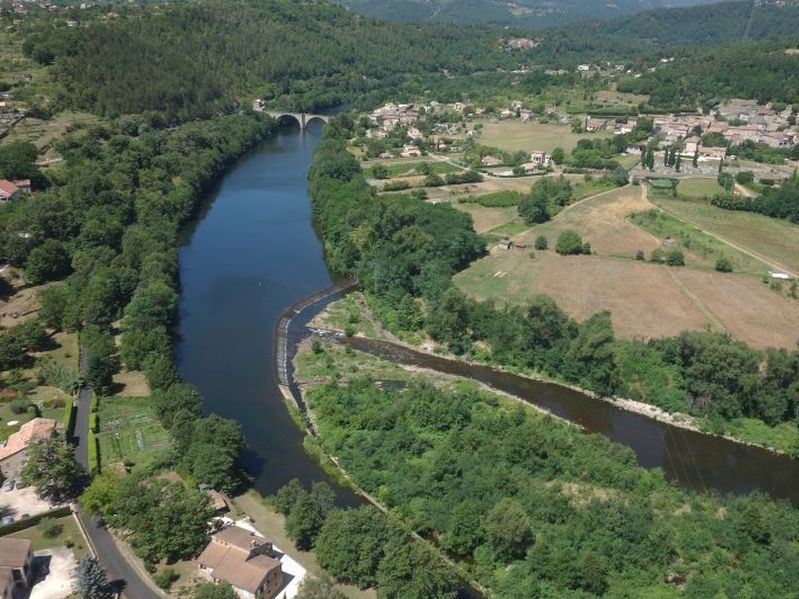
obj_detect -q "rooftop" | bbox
[0,418,57,461]
[0,538,30,569]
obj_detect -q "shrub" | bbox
[715,256,733,272]
[555,230,585,255]
[153,568,178,590]
[10,399,30,414]
[635,250,645,261]
[734,171,754,185]
[665,250,685,267]
[382,180,410,192]
[534,235,548,250]
[650,248,666,263]
[581,242,592,255]
[39,517,63,539]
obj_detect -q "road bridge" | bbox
[252,101,330,129]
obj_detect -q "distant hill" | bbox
[333,0,726,28]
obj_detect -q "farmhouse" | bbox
[400,145,422,158]
[529,151,550,167]
[0,538,33,593]
[198,525,283,599]
[481,155,503,167]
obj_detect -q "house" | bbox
[400,145,422,158]
[0,418,57,479]
[481,155,503,167]
[519,162,539,174]
[0,181,19,202]
[198,526,283,599]
[0,538,33,593]
[584,117,610,132]
[697,146,726,161]
[683,136,701,156]
[529,151,549,167]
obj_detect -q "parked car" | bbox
[1,479,15,492]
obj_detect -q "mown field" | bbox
[476,120,610,153]
[455,186,799,348]
[676,177,724,199]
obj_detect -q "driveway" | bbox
[0,487,57,519]
[29,548,76,599]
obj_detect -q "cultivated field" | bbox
[475,120,610,153]
[97,396,171,469]
[455,185,799,348]
[651,196,799,275]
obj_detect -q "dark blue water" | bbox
[176,122,346,497]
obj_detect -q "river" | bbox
[175,122,357,502]
[176,122,799,508]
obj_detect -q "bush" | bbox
[153,568,178,590]
[715,256,733,272]
[10,399,31,414]
[734,171,754,185]
[665,250,685,267]
[650,248,666,263]
[555,230,585,255]
[534,235,548,250]
[382,180,410,192]
[39,517,63,539]
[635,250,645,261]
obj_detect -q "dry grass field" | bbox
[676,178,724,199]
[476,120,610,153]
[454,203,520,234]
[455,185,799,348]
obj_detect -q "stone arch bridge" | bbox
[262,110,330,130]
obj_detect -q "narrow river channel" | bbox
[176,121,799,510]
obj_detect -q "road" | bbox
[73,348,161,599]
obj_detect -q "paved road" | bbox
[73,348,161,599]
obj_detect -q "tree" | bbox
[377,537,457,599]
[80,474,120,516]
[555,230,584,255]
[76,555,112,599]
[715,256,733,272]
[666,250,685,266]
[442,501,483,558]
[551,147,565,165]
[483,498,533,561]
[25,239,71,284]
[21,436,84,503]
[194,583,237,599]
[274,479,306,515]
[534,235,548,250]
[285,482,336,550]
[315,507,394,588]
[295,576,346,599]
[371,164,389,179]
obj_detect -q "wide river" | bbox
[176,124,799,506]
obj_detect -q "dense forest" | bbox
[309,120,799,445]
[20,0,529,120]
[298,359,799,597]
[334,0,721,27]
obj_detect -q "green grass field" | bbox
[362,160,458,179]
[649,197,799,274]
[7,516,88,556]
[676,178,724,199]
[96,396,171,469]
[477,120,610,153]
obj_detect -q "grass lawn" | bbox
[476,120,610,153]
[676,178,724,199]
[362,160,458,179]
[571,177,619,202]
[7,515,88,556]
[96,396,171,470]
[488,222,529,237]
[649,197,799,275]
[0,402,32,442]
[709,418,799,456]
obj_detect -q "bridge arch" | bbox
[303,114,329,129]
[262,110,329,130]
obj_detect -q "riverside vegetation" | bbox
[274,340,799,597]
[309,120,799,453]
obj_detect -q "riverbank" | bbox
[310,293,796,459]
